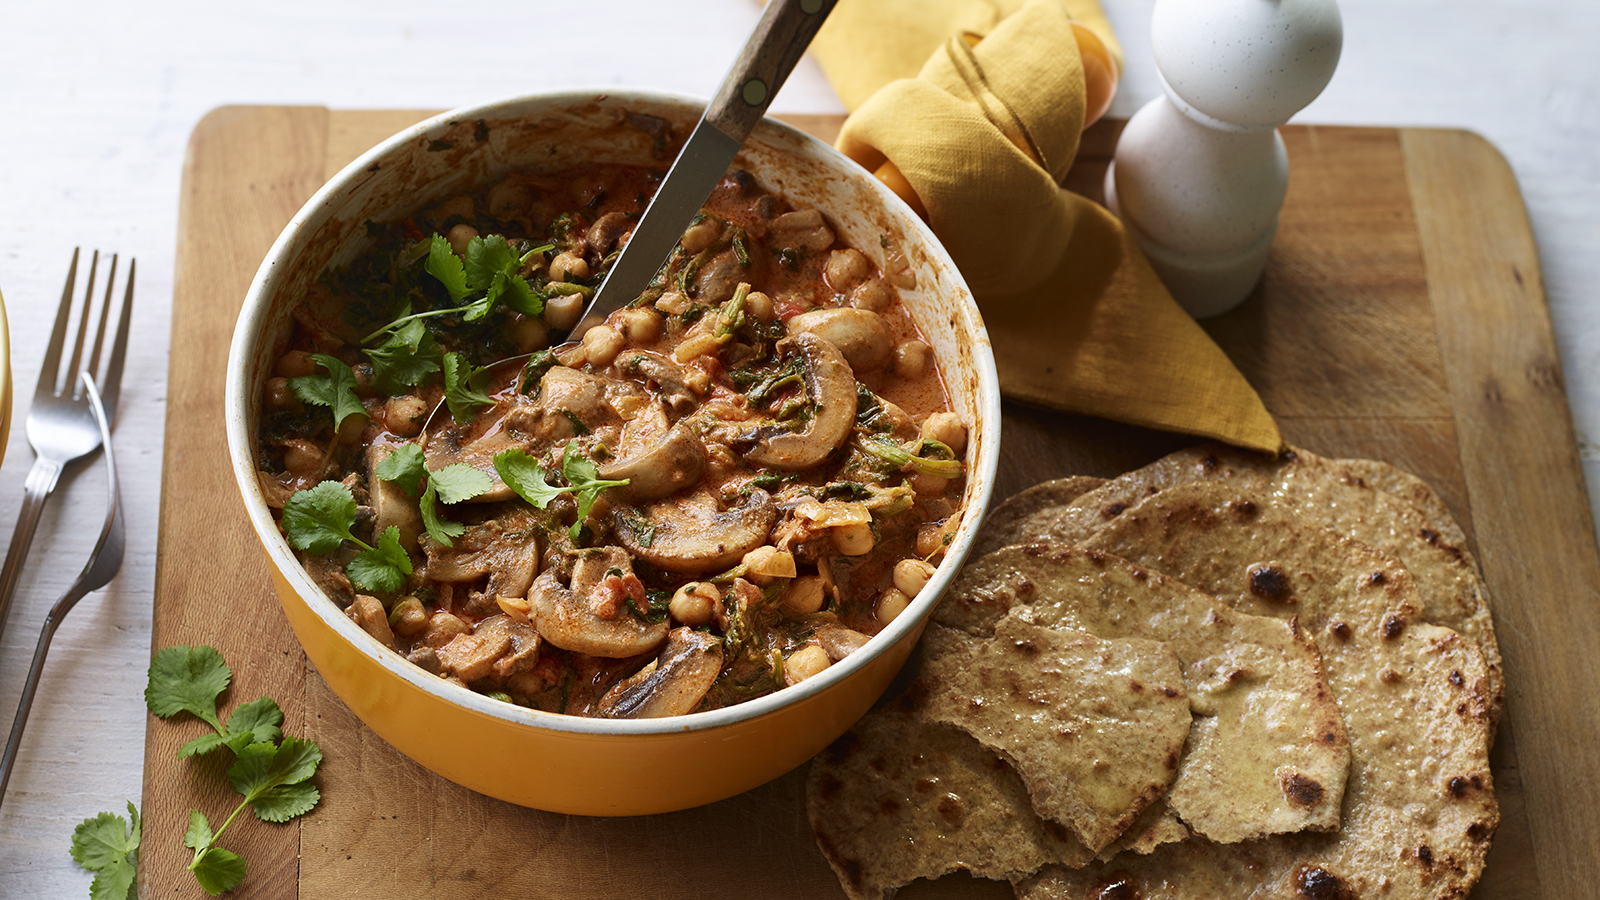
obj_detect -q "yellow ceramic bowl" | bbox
[225,91,1000,815]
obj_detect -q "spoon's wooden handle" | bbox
[705,0,838,141]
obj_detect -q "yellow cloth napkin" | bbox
[811,0,1283,452]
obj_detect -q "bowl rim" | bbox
[224,87,1003,739]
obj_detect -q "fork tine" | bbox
[86,253,117,382]
[65,250,100,400]
[99,258,134,421]
[37,248,80,402]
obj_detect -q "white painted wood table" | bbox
[0,1,1594,896]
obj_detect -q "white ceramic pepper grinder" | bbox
[1105,0,1342,318]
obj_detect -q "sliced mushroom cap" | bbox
[787,307,893,374]
[368,443,423,552]
[614,489,777,575]
[742,332,858,471]
[597,421,707,504]
[528,547,668,658]
[616,350,701,417]
[597,627,724,718]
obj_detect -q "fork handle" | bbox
[0,611,67,808]
[0,457,67,645]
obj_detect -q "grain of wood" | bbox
[1403,126,1600,900]
[141,105,330,900]
[142,108,1590,899]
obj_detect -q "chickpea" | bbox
[832,522,876,556]
[784,645,832,686]
[745,290,776,322]
[876,587,912,625]
[507,312,550,352]
[824,248,873,291]
[282,439,325,477]
[670,582,722,627]
[544,292,584,331]
[437,196,474,221]
[920,411,968,455]
[910,471,950,496]
[893,558,937,598]
[614,307,663,345]
[581,325,626,368]
[782,575,828,615]
[446,222,479,256]
[680,216,725,254]
[486,177,531,217]
[549,251,590,283]
[423,611,470,648]
[387,596,430,637]
[893,340,933,380]
[916,518,960,558]
[336,408,370,444]
[274,349,317,378]
[742,545,797,586]
[264,376,300,411]
[384,395,429,437]
[849,278,894,313]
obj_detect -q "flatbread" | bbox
[1056,444,1503,721]
[1096,801,1189,861]
[972,476,1109,557]
[1021,483,1500,899]
[914,619,1191,852]
[1336,456,1468,548]
[806,702,1092,900]
[934,545,1351,844]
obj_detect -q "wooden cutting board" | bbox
[141,106,1600,899]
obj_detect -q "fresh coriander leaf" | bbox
[563,443,629,542]
[71,803,140,900]
[464,234,520,291]
[429,463,492,504]
[289,354,367,432]
[365,317,443,392]
[190,846,247,897]
[222,697,285,751]
[145,645,229,731]
[458,292,495,322]
[229,737,323,802]
[248,781,322,824]
[441,352,494,424]
[493,449,568,508]
[178,732,230,760]
[425,233,469,302]
[280,482,359,554]
[374,443,428,498]
[183,808,213,851]
[347,526,412,594]
[418,479,466,547]
[500,272,543,317]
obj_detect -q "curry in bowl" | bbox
[254,146,969,718]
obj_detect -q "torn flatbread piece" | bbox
[913,619,1190,852]
[1052,444,1502,721]
[934,544,1350,844]
[1096,800,1189,861]
[1020,484,1499,899]
[972,476,1108,557]
[806,703,1092,900]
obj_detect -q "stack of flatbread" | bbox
[807,445,1499,900]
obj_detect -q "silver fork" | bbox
[0,373,122,808]
[0,249,133,645]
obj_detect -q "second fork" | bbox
[0,249,133,645]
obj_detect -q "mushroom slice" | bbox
[616,350,701,417]
[787,307,893,374]
[598,421,707,504]
[742,332,858,471]
[614,489,777,575]
[597,627,724,718]
[529,547,668,658]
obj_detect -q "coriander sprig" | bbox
[373,443,492,546]
[363,233,552,345]
[494,442,629,542]
[70,804,140,900]
[280,481,412,594]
